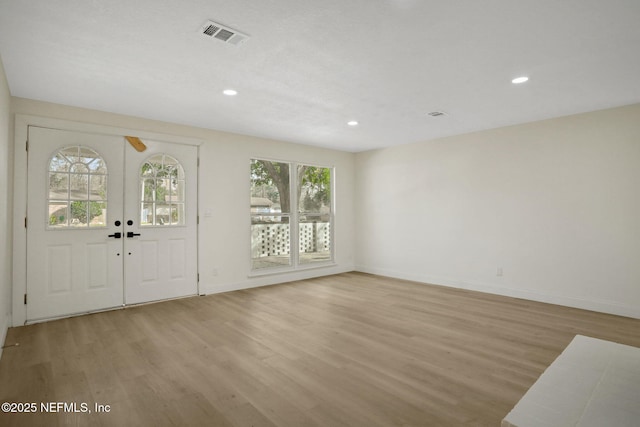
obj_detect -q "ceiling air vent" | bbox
[200,20,249,46]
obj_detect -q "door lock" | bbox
[108,232,122,239]
[126,232,141,238]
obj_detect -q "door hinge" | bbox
[197,157,200,167]
[24,294,27,305]
[26,140,29,151]
[197,215,200,225]
[24,217,27,228]
[197,273,200,282]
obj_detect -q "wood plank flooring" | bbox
[1,272,639,426]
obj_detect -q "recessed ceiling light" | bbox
[511,76,529,84]
[347,121,359,126]
[223,89,238,96]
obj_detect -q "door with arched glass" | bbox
[26,126,199,321]
[124,143,198,305]
[26,127,125,321]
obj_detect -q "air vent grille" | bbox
[203,24,219,36]
[215,29,235,42]
[200,20,249,46]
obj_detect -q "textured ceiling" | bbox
[1,0,639,152]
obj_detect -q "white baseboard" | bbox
[200,264,355,295]
[355,265,640,320]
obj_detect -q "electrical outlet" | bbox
[212,267,218,277]
[497,267,503,277]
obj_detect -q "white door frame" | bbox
[12,114,202,326]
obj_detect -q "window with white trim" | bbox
[250,159,333,271]
[47,146,107,228]
[140,154,185,226]
[297,165,332,264]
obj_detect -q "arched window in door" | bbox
[48,146,108,228]
[140,154,185,226]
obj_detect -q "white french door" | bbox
[123,140,198,305]
[26,126,198,321]
[26,127,124,320]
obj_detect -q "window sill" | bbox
[248,261,337,278]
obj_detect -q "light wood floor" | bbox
[1,272,639,426]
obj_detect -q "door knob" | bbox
[126,232,141,238]
[108,232,122,239]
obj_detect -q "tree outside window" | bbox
[251,159,332,270]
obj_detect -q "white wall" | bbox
[355,104,640,318]
[10,98,356,322]
[0,55,12,352]
[8,96,639,323]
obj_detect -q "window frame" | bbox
[249,157,335,275]
[296,163,334,266]
[138,153,187,228]
[46,145,108,230]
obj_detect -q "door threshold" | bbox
[124,293,199,308]
[24,294,200,325]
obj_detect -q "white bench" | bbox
[502,335,640,427]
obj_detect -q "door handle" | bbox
[108,232,122,239]
[126,232,141,238]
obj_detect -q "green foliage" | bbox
[49,211,65,225]
[251,160,290,211]
[142,161,179,202]
[251,160,331,215]
[70,201,104,224]
[301,166,330,187]
[143,179,168,202]
[300,167,330,213]
[250,159,277,186]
